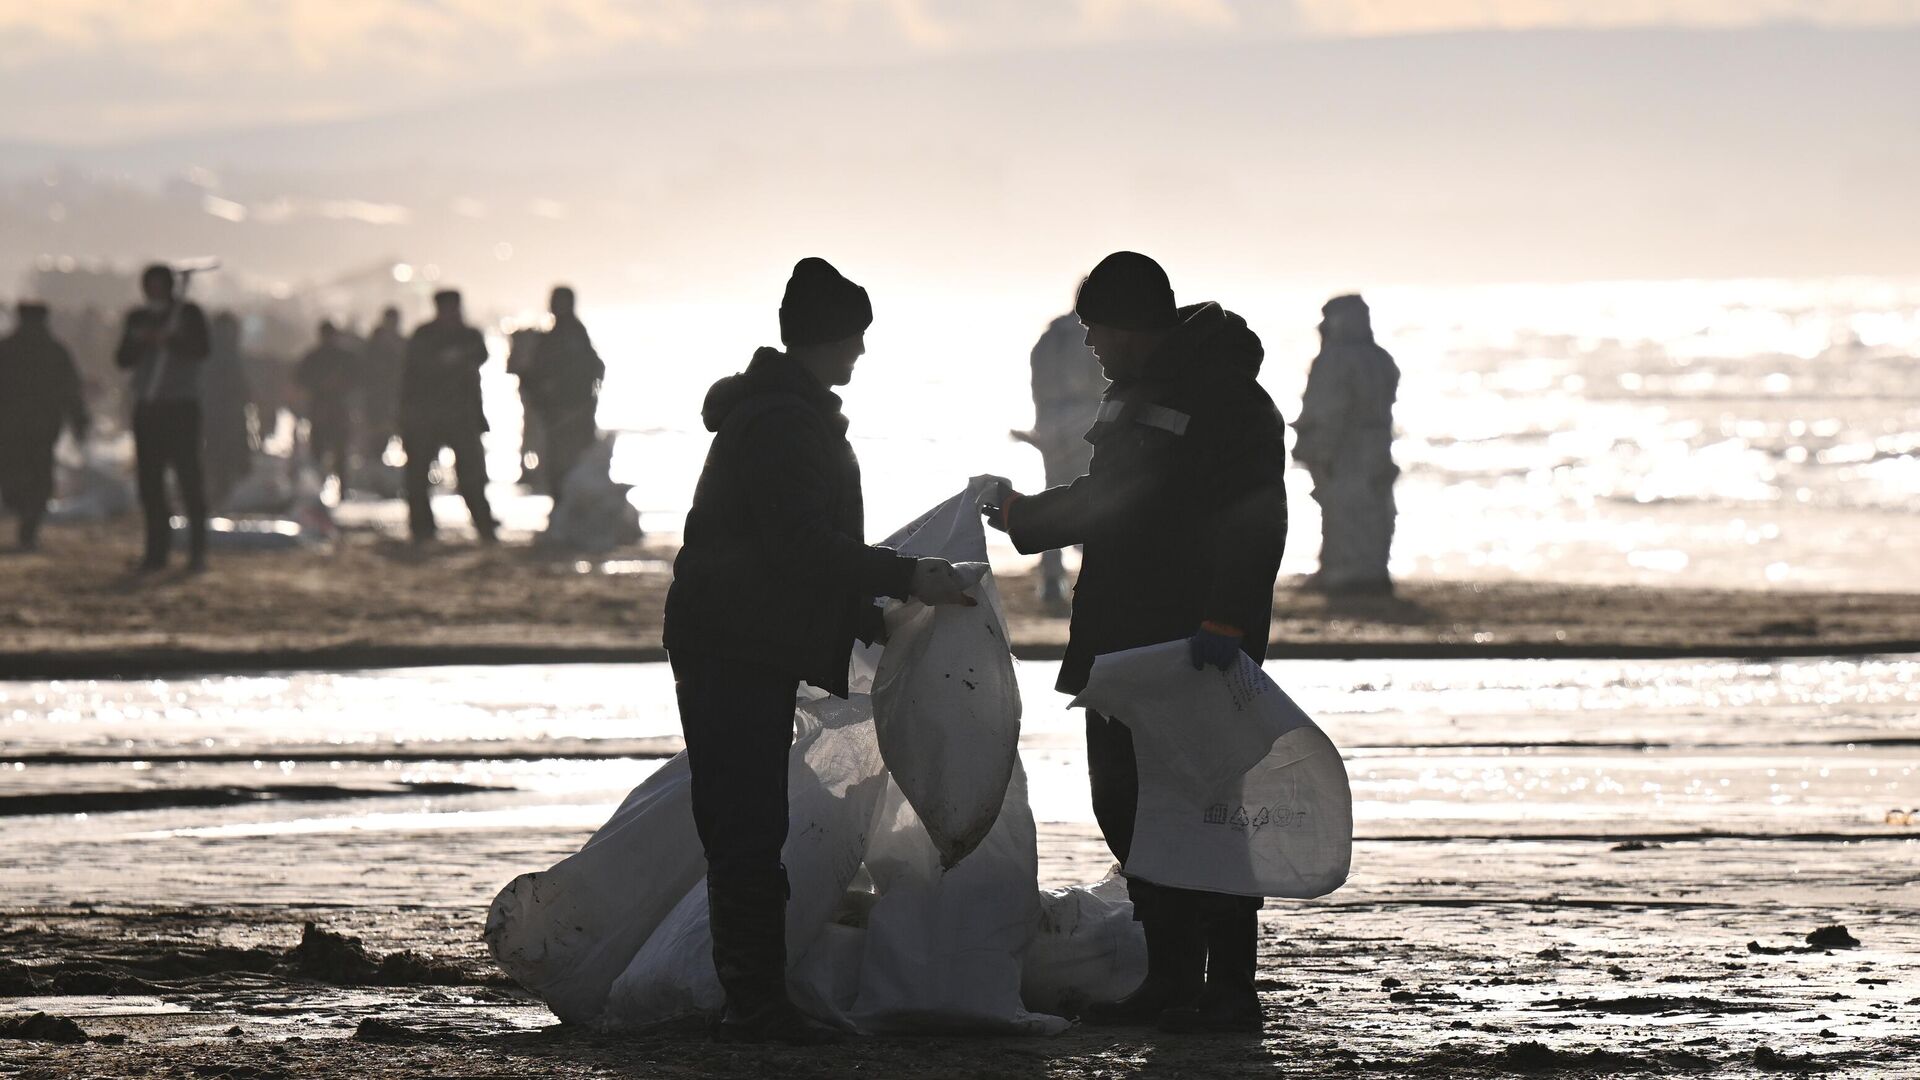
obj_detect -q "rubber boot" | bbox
[1158,905,1261,1033]
[707,875,842,1046]
[1081,918,1206,1025]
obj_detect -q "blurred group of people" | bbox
[0,270,606,564]
[7,260,1393,586]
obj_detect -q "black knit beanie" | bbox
[1074,251,1177,331]
[779,258,873,347]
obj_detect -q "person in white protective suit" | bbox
[1291,294,1399,594]
[661,258,975,1045]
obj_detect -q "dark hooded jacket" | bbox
[0,323,89,449]
[524,316,604,413]
[401,319,489,435]
[664,347,917,696]
[1006,302,1288,694]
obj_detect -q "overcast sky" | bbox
[4,1,1917,291]
[5,0,1920,141]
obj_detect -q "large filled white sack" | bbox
[867,482,1022,868]
[1021,875,1147,1017]
[1072,641,1352,899]
[601,694,888,1029]
[490,485,1065,1036]
[483,753,706,1024]
[850,762,1066,1035]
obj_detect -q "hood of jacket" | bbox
[701,346,847,434]
[1141,302,1264,381]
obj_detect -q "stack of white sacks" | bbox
[486,480,1353,1033]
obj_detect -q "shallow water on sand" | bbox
[2,657,1914,906]
[5,659,1917,1077]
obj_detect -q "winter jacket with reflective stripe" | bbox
[1007,302,1289,695]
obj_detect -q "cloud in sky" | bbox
[1291,0,1920,34]
[2,0,1917,140]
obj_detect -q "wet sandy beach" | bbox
[4,655,1916,1077]
[5,523,1920,677]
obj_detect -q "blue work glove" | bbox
[976,477,1020,534]
[1189,621,1244,671]
[981,501,1011,532]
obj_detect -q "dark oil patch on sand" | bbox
[0,923,484,998]
[0,781,508,818]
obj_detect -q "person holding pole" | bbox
[116,263,212,571]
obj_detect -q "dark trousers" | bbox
[309,413,351,495]
[1086,708,1262,927]
[672,651,797,892]
[0,435,56,547]
[402,425,495,541]
[539,403,597,506]
[133,401,208,566]
[673,650,799,1010]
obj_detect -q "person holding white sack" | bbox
[663,258,975,1045]
[979,251,1289,1034]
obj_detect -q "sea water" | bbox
[3,658,1914,910]
[444,276,1920,593]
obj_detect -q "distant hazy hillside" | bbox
[7,27,1916,306]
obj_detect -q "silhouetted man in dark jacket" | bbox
[117,264,212,571]
[982,252,1289,1034]
[663,258,973,1045]
[523,285,604,507]
[296,320,358,496]
[361,307,406,468]
[0,303,90,550]
[401,290,495,543]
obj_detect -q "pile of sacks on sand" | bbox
[487,482,1352,1033]
[539,435,642,553]
[48,451,135,523]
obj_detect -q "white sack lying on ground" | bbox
[483,753,707,1024]
[851,762,1066,1035]
[867,480,1022,868]
[1073,641,1353,899]
[490,484,1072,1034]
[539,435,643,553]
[1021,875,1147,1018]
[602,695,888,1029]
[49,453,135,522]
[578,695,1063,1035]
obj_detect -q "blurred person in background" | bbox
[1014,310,1107,608]
[116,264,211,571]
[401,290,496,544]
[521,285,605,512]
[0,302,90,550]
[506,325,547,488]
[1292,294,1399,595]
[295,320,358,498]
[200,311,255,508]
[359,307,407,488]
